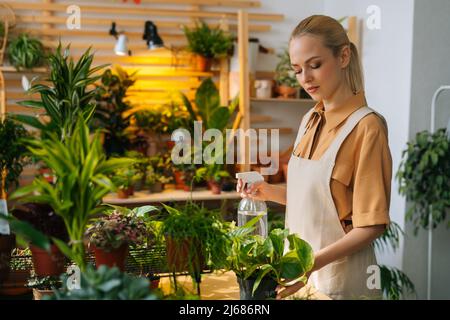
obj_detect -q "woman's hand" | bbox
[236,179,272,202]
[275,280,306,300]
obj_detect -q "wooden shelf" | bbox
[0,66,48,73]
[103,188,241,205]
[251,98,315,103]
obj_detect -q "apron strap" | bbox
[322,106,374,163]
[292,107,316,152]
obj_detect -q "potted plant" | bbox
[274,48,300,98]
[110,166,143,198]
[92,67,136,157]
[396,128,450,234]
[11,203,68,277]
[0,247,32,296]
[0,118,29,196]
[218,220,315,300]
[195,164,230,194]
[50,265,159,300]
[182,21,233,72]
[85,210,148,272]
[161,202,228,296]
[27,275,61,300]
[10,120,134,272]
[6,33,46,70]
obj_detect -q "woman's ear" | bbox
[340,45,351,69]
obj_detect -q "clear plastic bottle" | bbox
[236,171,268,238]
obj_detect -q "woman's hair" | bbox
[290,15,364,94]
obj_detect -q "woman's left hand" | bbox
[275,280,306,300]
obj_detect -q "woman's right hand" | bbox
[236,178,272,202]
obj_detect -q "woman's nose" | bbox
[302,69,313,84]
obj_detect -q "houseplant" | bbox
[0,118,29,195]
[86,210,148,272]
[396,128,450,234]
[50,265,159,300]
[220,223,314,300]
[195,163,230,194]
[0,247,32,296]
[182,21,233,71]
[161,202,229,296]
[274,48,300,98]
[14,43,106,142]
[11,203,68,277]
[110,165,143,198]
[10,119,134,272]
[92,66,136,157]
[6,33,46,70]
[27,275,61,300]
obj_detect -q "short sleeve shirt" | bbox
[293,91,392,232]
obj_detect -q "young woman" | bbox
[237,15,392,300]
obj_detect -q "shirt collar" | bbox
[310,91,367,133]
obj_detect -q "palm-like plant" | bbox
[10,119,134,271]
[14,43,107,142]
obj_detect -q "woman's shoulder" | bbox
[357,108,389,137]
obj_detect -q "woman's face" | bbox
[289,34,349,101]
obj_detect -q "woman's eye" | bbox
[311,63,321,69]
[294,70,302,75]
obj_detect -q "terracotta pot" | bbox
[93,244,128,272]
[117,188,129,199]
[151,181,163,193]
[38,168,55,184]
[276,85,298,99]
[166,140,175,151]
[127,186,135,196]
[30,244,66,277]
[33,288,54,300]
[207,180,221,195]
[195,55,213,72]
[0,234,15,284]
[173,170,188,190]
[165,236,205,273]
[0,270,32,296]
[149,276,160,290]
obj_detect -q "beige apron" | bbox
[286,106,382,300]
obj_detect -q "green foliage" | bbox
[374,221,403,253]
[110,165,142,190]
[183,21,233,59]
[379,265,416,300]
[7,33,45,70]
[274,48,299,88]
[396,128,450,234]
[50,265,159,300]
[10,120,134,271]
[92,66,136,157]
[195,163,229,183]
[0,214,50,251]
[27,275,62,290]
[0,118,29,192]
[14,43,107,142]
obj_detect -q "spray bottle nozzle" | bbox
[236,171,264,189]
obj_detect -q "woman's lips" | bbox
[306,86,319,94]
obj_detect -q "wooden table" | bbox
[159,271,331,300]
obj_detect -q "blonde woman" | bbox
[237,15,392,300]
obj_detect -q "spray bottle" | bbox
[236,171,268,238]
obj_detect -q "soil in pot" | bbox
[92,244,129,272]
[30,244,66,277]
[236,275,278,300]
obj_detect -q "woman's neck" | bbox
[322,84,355,112]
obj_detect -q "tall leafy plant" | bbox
[396,128,450,234]
[14,43,107,142]
[92,66,136,157]
[10,120,134,271]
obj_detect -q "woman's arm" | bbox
[237,180,287,205]
[276,224,386,299]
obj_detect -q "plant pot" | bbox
[30,244,66,277]
[0,270,32,296]
[33,288,54,300]
[207,180,221,195]
[165,140,175,151]
[173,170,188,190]
[92,244,128,272]
[236,275,278,300]
[195,55,213,72]
[117,188,129,199]
[0,234,15,284]
[276,85,298,99]
[149,275,160,290]
[165,236,205,273]
[38,167,55,184]
[151,181,163,193]
[127,186,134,196]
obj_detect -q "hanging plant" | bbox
[396,128,450,234]
[7,33,46,70]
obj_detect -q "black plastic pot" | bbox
[236,275,278,300]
